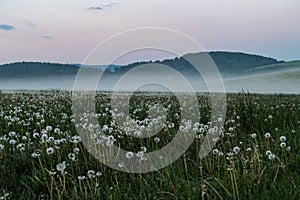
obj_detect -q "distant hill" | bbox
[113,52,282,76]
[0,62,79,78]
[244,60,300,75]
[0,52,286,78]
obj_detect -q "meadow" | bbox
[0,91,299,199]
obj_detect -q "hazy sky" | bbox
[1,0,300,64]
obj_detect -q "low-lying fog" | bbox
[0,68,299,94]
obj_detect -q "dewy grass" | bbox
[0,91,299,199]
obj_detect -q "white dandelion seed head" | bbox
[126,151,134,159]
[141,146,147,152]
[46,126,52,132]
[279,136,286,142]
[280,142,286,148]
[68,153,76,161]
[73,147,80,154]
[54,128,61,134]
[87,170,95,178]
[212,149,219,155]
[8,131,16,137]
[265,150,272,156]
[78,176,86,180]
[154,137,160,143]
[56,161,66,172]
[264,132,271,138]
[46,147,54,155]
[268,154,276,160]
[33,132,39,138]
[233,146,240,154]
[9,139,16,145]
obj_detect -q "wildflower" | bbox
[141,146,147,152]
[0,144,4,150]
[196,134,202,139]
[102,125,109,132]
[168,123,175,128]
[47,137,54,142]
[251,133,257,139]
[268,154,276,160]
[233,146,240,154]
[54,128,61,134]
[265,150,272,156]
[154,137,160,143]
[9,139,16,145]
[126,151,134,159]
[54,139,61,145]
[73,147,80,154]
[212,149,219,155]
[264,132,271,138]
[106,135,115,146]
[286,146,291,151]
[33,132,39,138]
[87,170,95,178]
[56,161,66,173]
[78,176,86,180]
[46,126,52,132]
[217,117,223,122]
[279,136,286,142]
[41,133,48,141]
[46,147,54,155]
[68,153,76,161]
[228,127,234,132]
[8,131,16,137]
[31,152,40,158]
[96,171,102,176]
[71,136,81,143]
[280,142,286,148]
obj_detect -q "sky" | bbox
[1,0,300,64]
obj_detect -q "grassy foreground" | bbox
[0,91,299,199]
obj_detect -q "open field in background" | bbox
[0,91,299,199]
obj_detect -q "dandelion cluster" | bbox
[0,91,298,199]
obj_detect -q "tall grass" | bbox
[0,91,299,199]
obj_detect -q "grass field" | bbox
[0,91,299,199]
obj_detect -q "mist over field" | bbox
[0,52,299,93]
[0,67,299,93]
